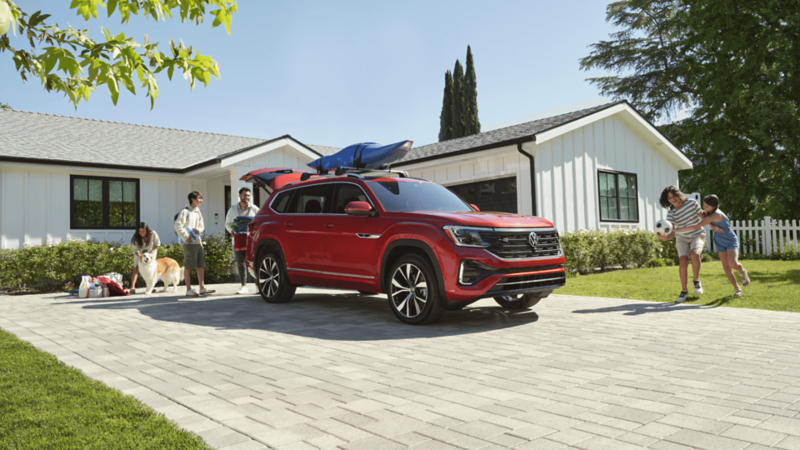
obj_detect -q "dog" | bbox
[138,252,184,295]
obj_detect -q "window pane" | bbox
[124,204,136,226]
[109,202,123,227]
[627,175,637,198]
[618,175,627,198]
[629,199,638,221]
[294,185,330,213]
[89,180,103,201]
[74,202,88,226]
[74,179,88,201]
[620,198,629,220]
[599,174,608,197]
[88,202,102,226]
[123,182,136,202]
[608,198,618,219]
[333,184,369,214]
[600,197,609,220]
[609,175,617,198]
[109,181,122,202]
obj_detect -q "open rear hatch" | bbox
[239,168,311,194]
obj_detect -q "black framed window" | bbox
[447,177,518,213]
[70,175,140,229]
[598,171,638,222]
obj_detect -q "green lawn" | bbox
[558,260,800,312]
[0,329,212,450]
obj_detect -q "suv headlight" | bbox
[443,226,492,248]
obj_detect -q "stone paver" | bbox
[2,285,800,449]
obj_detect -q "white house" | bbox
[0,100,692,249]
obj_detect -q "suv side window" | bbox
[270,189,295,213]
[290,185,332,214]
[332,184,370,214]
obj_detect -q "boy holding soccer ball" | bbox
[658,186,706,303]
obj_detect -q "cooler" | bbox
[234,233,248,252]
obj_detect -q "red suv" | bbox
[244,169,565,324]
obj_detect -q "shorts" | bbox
[676,234,706,257]
[133,249,157,268]
[183,244,206,270]
[714,237,739,253]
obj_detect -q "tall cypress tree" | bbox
[438,71,454,142]
[464,45,480,136]
[451,60,465,139]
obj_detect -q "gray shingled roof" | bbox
[0,109,321,171]
[395,100,627,165]
[306,144,341,156]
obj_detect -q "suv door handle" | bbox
[284,222,293,228]
[324,223,334,228]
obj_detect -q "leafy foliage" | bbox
[0,233,235,292]
[580,0,800,221]
[463,45,480,135]
[0,101,10,109]
[450,59,465,139]
[0,0,237,109]
[560,229,668,274]
[438,46,480,141]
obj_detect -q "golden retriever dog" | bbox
[139,252,183,295]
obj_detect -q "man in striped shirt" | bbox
[658,186,706,303]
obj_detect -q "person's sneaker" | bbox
[199,287,216,295]
[733,288,742,298]
[741,270,751,287]
[185,289,200,297]
[693,279,703,295]
[235,286,248,295]
[676,291,689,303]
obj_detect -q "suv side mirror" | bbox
[345,201,377,217]
[471,204,480,211]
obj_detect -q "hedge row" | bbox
[560,229,679,274]
[0,233,235,292]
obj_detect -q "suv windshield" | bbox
[370,181,472,212]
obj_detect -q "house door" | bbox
[224,185,231,238]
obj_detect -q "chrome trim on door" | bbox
[356,233,381,239]
[288,267,374,279]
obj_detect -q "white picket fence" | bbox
[708,217,800,255]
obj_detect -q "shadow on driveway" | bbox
[53,290,539,341]
[572,299,723,316]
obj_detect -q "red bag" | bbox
[96,276,129,296]
[234,234,247,252]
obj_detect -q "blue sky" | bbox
[1,0,619,148]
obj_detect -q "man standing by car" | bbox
[225,187,260,294]
[175,191,215,297]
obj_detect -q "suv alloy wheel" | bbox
[493,292,548,310]
[387,255,445,325]
[256,250,296,303]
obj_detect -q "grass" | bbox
[558,260,800,312]
[0,329,213,450]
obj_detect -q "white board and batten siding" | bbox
[0,163,208,249]
[532,115,678,234]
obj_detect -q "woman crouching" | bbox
[130,222,161,294]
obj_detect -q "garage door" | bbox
[447,177,517,213]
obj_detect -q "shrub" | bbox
[701,253,713,263]
[561,229,663,274]
[0,233,235,292]
[646,258,666,268]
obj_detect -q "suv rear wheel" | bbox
[256,250,296,303]
[387,255,445,325]
[494,291,550,310]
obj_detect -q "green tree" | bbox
[580,0,800,220]
[451,59,465,139]
[438,70,453,142]
[0,0,237,109]
[0,101,10,109]
[463,45,480,136]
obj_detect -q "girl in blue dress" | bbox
[675,195,750,297]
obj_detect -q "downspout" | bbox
[517,142,537,216]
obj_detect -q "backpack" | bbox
[173,207,190,236]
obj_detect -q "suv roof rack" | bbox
[332,166,409,178]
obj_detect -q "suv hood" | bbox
[413,211,555,228]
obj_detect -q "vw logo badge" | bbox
[528,232,538,248]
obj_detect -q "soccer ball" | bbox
[655,219,674,236]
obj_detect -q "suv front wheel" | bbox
[387,255,445,325]
[256,250,296,303]
[494,291,550,310]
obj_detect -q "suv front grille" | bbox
[480,228,561,259]
[494,271,566,292]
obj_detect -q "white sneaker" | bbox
[693,279,703,295]
[185,289,199,297]
[741,270,750,287]
[235,286,249,295]
[676,291,689,303]
[733,288,742,298]
[199,287,216,295]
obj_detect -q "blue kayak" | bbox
[308,140,412,172]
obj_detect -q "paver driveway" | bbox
[2,284,800,450]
